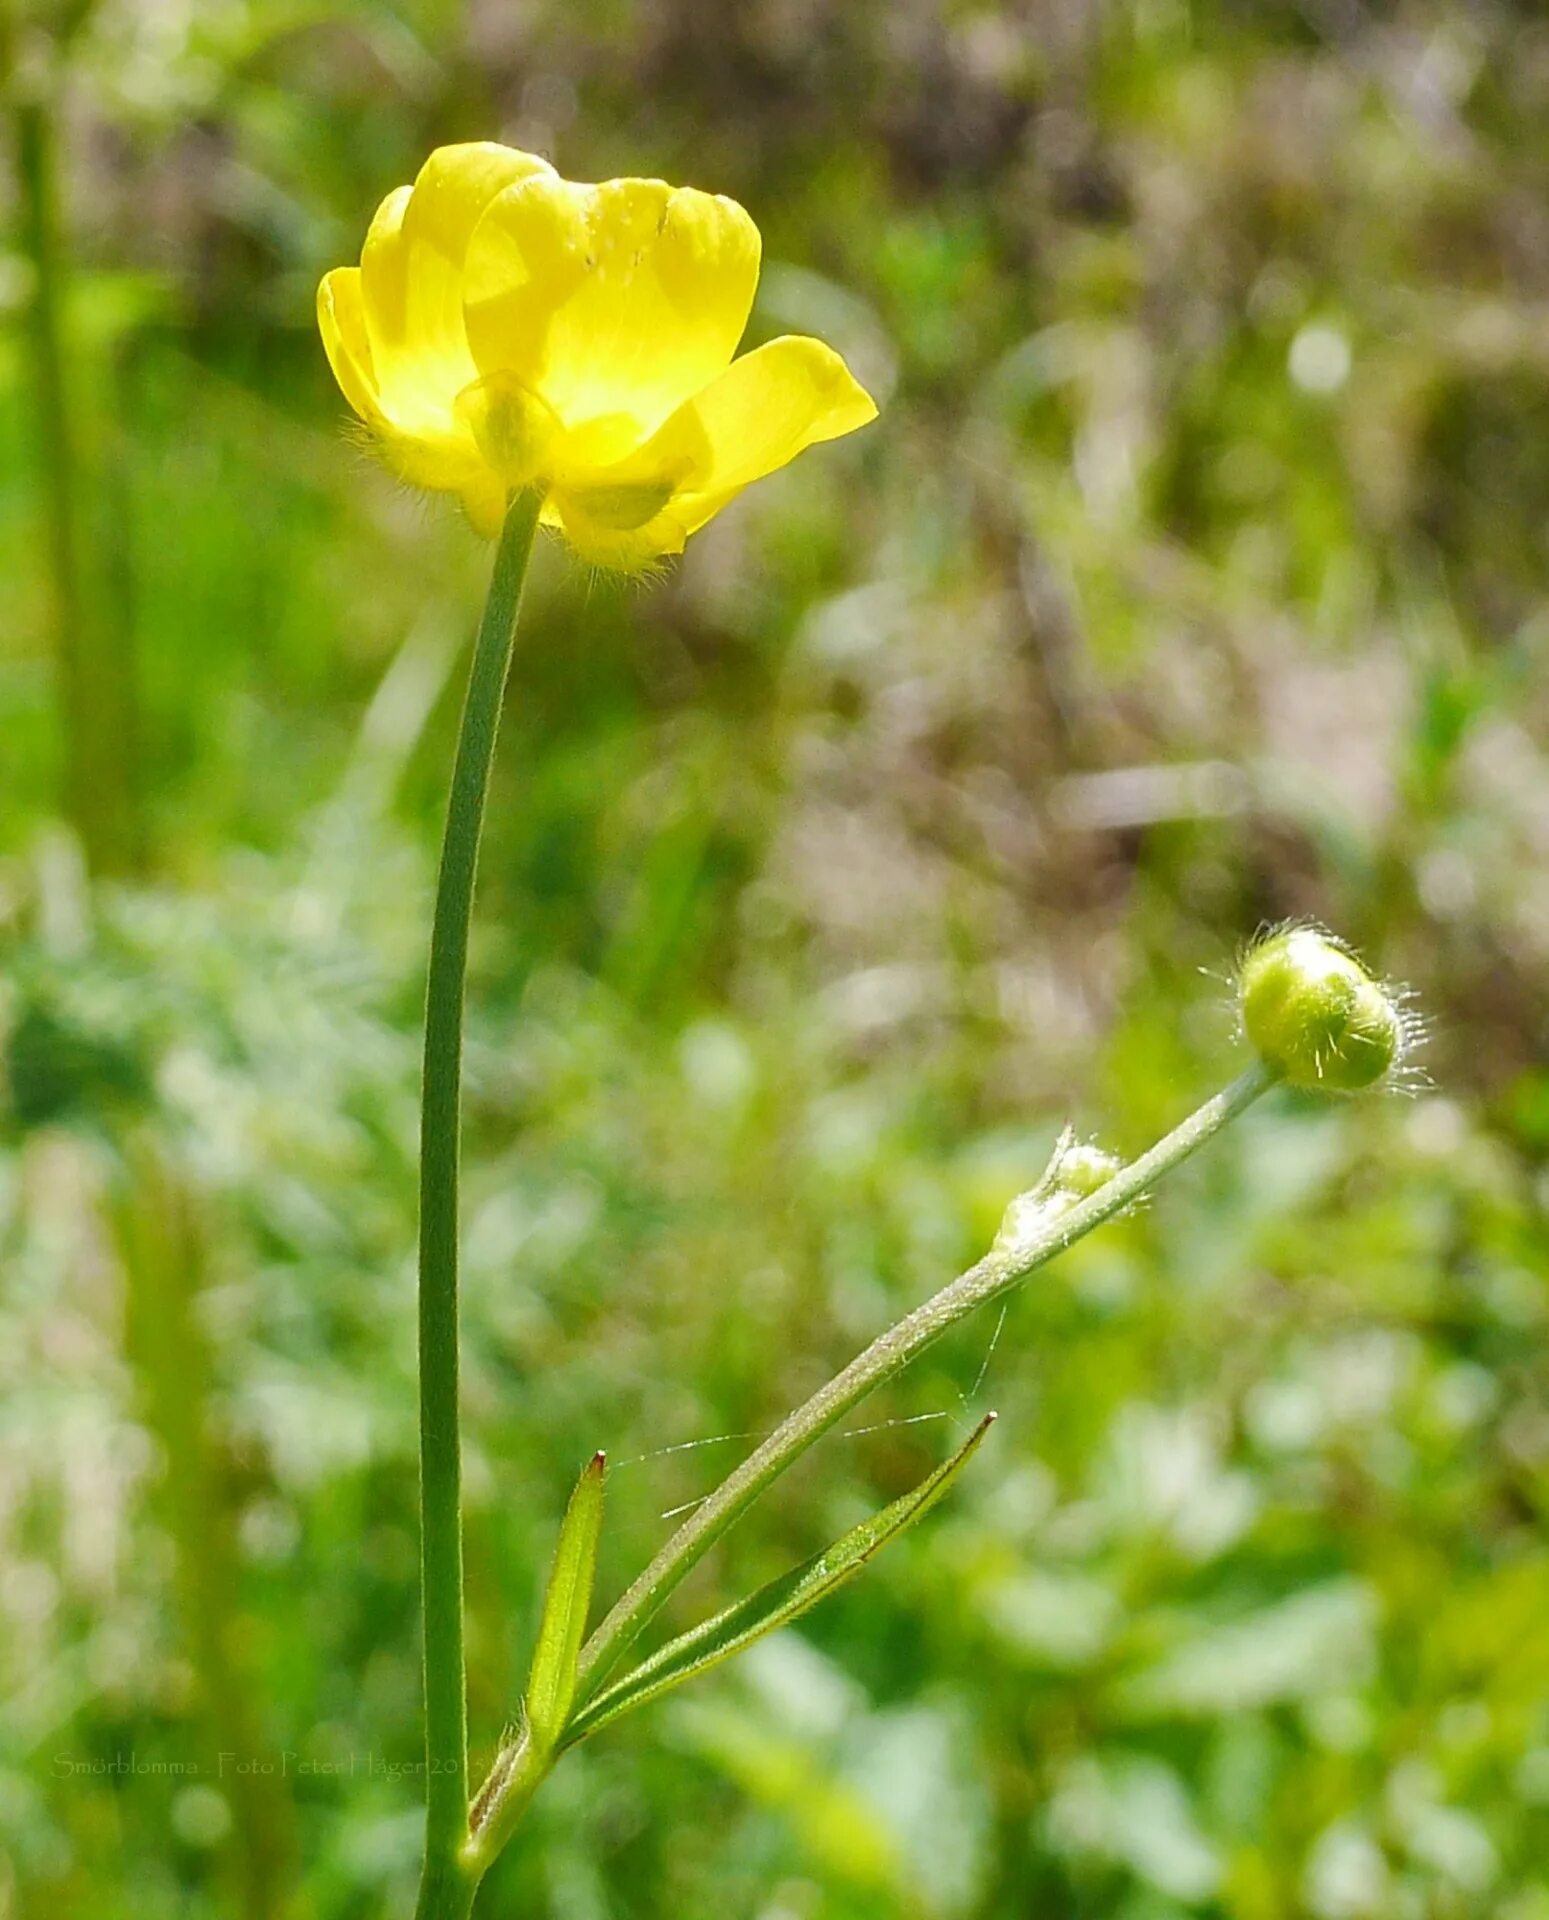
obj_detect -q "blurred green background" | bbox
[4,2,1549,1916]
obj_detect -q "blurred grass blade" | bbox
[562,1414,994,1750]
[526,1451,607,1752]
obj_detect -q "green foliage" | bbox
[526,1452,607,1755]
[565,1414,995,1751]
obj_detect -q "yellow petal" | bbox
[318,256,481,497]
[657,334,878,531]
[464,173,760,444]
[549,335,876,566]
[360,144,554,442]
[317,267,382,427]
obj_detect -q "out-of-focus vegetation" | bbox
[4,2,1549,1915]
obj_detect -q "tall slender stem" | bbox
[575,1061,1276,1697]
[416,493,541,1915]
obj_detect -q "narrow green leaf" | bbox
[561,1413,994,1750]
[525,1450,606,1752]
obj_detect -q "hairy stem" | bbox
[414,1855,479,1920]
[575,1061,1276,1697]
[463,1731,550,1878]
[416,493,541,1913]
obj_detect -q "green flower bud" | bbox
[993,1130,1124,1252]
[1238,925,1404,1093]
[1054,1141,1124,1201]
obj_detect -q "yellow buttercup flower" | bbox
[317,143,878,565]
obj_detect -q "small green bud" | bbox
[993,1130,1124,1252]
[1053,1141,1124,1201]
[1238,925,1404,1093]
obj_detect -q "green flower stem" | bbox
[575,1060,1277,1699]
[415,1856,479,1920]
[416,492,542,1919]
